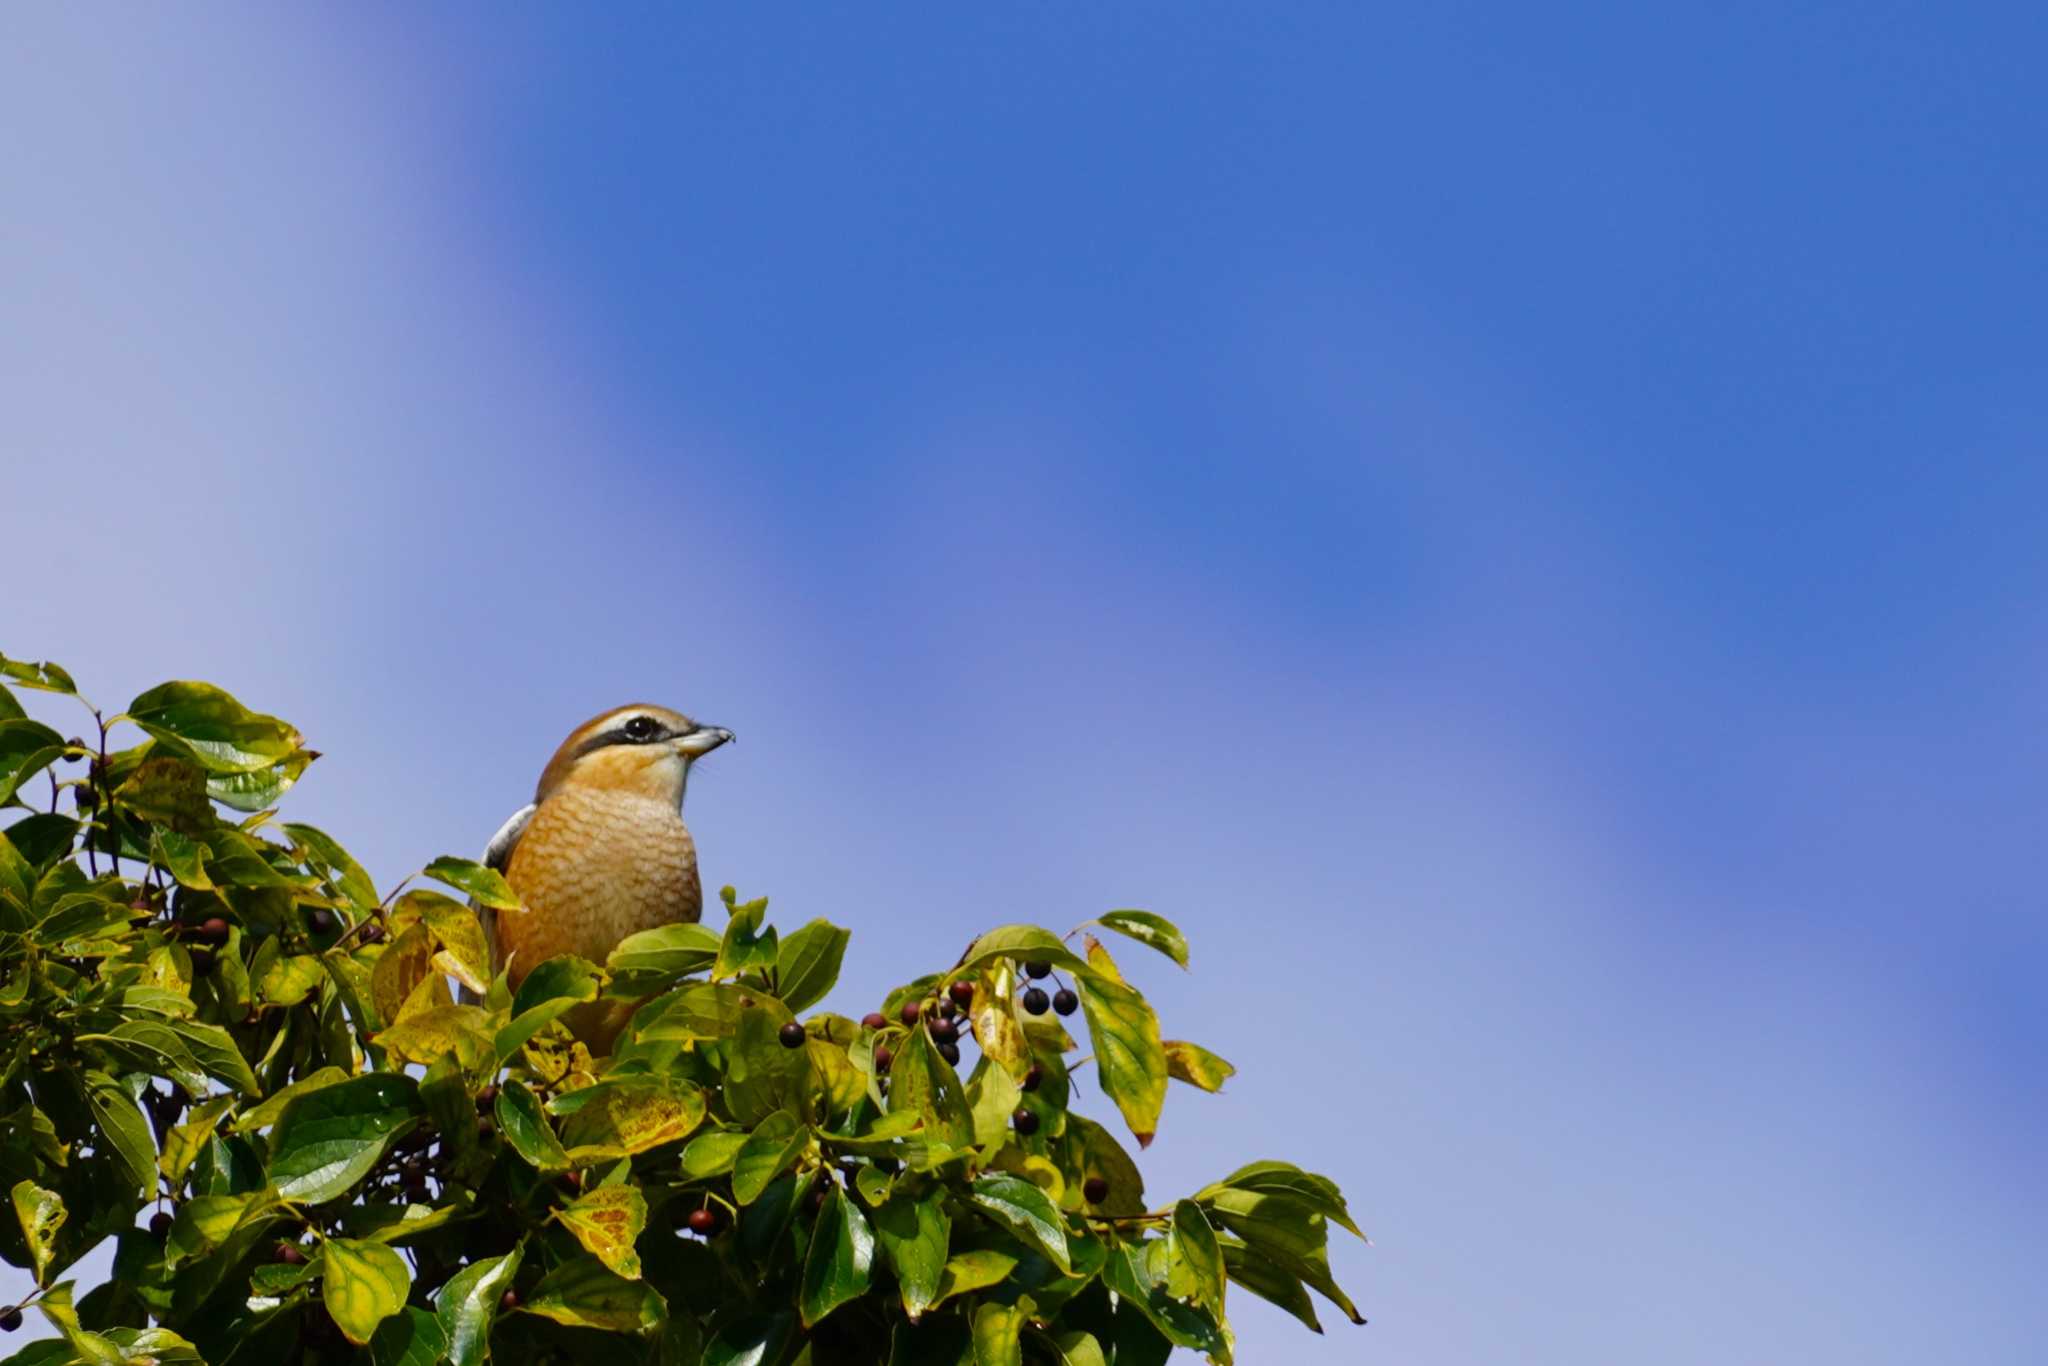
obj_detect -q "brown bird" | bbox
[478,704,732,1049]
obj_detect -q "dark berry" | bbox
[1083,1176,1110,1204]
[686,1207,719,1236]
[899,1001,923,1027]
[1024,960,1052,980]
[808,1179,830,1211]
[1012,1108,1040,1136]
[559,1170,582,1193]
[779,1022,807,1049]
[937,998,958,1020]
[199,916,230,944]
[499,1288,520,1311]
[948,980,976,1009]
[873,1045,893,1072]
[861,1012,888,1032]
[938,1041,961,1065]
[307,908,335,934]
[1021,987,1049,1015]
[476,1116,495,1140]
[929,1017,958,1045]
[475,1084,499,1110]
[0,1309,19,1332]
[149,1210,174,1238]
[274,1242,307,1265]
[1053,988,1079,1017]
[1021,1064,1043,1092]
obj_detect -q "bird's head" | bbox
[535,704,733,806]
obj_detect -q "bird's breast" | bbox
[496,788,701,984]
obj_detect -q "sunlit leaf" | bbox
[495,1078,570,1172]
[1075,969,1168,1148]
[873,1183,949,1319]
[434,1247,521,1366]
[732,1110,807,1205]
[268,1073,421,1204]
[774,919,850,1014]
[423,856,520,910]
[1094,910,1189,969]
[968,1173,1070,1274]
[971,1301,1024,1366]
[125,681,302,775]
[1163,1040,1235,1093]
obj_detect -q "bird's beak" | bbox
[672,725,734,757]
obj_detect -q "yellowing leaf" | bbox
[11,1179,65,1285]
[1163,1040,1236,1093]
[555,1184,647,1278]
[323,1236,411,1345]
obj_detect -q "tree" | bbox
[0,655,1363,1364]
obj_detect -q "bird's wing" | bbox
[462,803,536,1005]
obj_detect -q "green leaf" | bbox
[0,719,67,806]
[1169,1200,1226,1310]
[679,1129,748,1179]
[35,1282,123,1366]
[11,1179,65,1286]
[1202,1188,1363,1324]
[511,954,602,1016]
[1162,1040,1235,1092]
[323,1237,411,1346]
[167,1017,261,1095]
[0,657,75,695]
[523,1255,667,1334]
[956,925,1088,976]
[434,1247,521,1366]
[283,823,379,910]
[968,1063,1022,1153]
[124,681,302,775]
[1219,1239,1322,1335]
[1101,1243,1227,1356]
[268,1072,421,1203]
[774,919,851,1014]
[233,1065,349,1132]
[701,1312,796,1366]
[206,749,316,812]
[257,952,326,1007]
[434,1253,520,1366]
[1066,1115,1147,1217]
[83,1073,156,1200]
[968,1173,1071,1274]
[1034,1330,1108,1366]
[423,856,520,910]
[555,1183,647,1278]
[606,922,721,987]
[887,1025,974,1152]
[369,1306,449,1366]
[1094,910,1189,968]
[872,1183,950,1319]
[715,894,777,981]
[929,1249,1017,1309]
[1075,970,1168,1148]
[724,999,814,1126]
[495,1079,570,1172]
[1200,1160,1365,1240]
[731,1109,807,1205]
[800,1186,874,1328]
[971,1301,1024,1366]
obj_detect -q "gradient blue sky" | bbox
[5,6,2045,1362]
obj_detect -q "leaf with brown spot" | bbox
[555,1184,647,1278]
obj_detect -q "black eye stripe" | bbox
[575,716,668,757]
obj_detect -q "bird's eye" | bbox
[622,716,660,743]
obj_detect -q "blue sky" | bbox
[4,5,2045,1361]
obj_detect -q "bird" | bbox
[476,704,732,1050]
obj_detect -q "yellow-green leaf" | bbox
[11,1179,65,1285]
[522,1255,666,1334]
[971,1301,1024,1366]
[1163,1040,1235,1092]
[324,1237,411,1346]
[423,856,521,910]
[1074,970,1167,1148]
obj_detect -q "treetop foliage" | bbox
[0,654,1364,1364]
